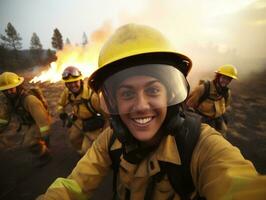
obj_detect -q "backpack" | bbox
[108,111,205,200]
[198,80,229,104]
[68,91,105,132]
[13,87,49,127]
[81,93,105,132]
[27,87,49,110]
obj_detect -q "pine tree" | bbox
[30,32,43,63]
[65,38,71,45]
[82,32,88,46]
[0,22,22,50]
[51,28,63,50]
[30,32,42,50]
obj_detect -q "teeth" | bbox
[133,117,152,124]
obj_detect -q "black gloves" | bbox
[59,112,68,121]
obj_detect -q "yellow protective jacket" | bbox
[0,93,10,130]
[39,124,266,200]
[186,80,231,118]
[57,78,102,120]
[0,91,50,137]
[19,94,51,136]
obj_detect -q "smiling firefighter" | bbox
[57,66,106,155]
[39,24,266,200]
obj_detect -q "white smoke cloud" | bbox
[108,0,266,85]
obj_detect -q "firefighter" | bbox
[38,24,266,200]
[0,72,51,166]
[186,64,237,137]
[57,66,106,155]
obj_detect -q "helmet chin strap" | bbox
[109,104,185,164]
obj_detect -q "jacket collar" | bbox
[110,133,182,177]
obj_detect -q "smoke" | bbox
[94,0,266,86]
[90,21,113,43]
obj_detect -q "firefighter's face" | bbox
[219,75,232,87]
[65,80,81,94]
[116,75,167,142]
[4,87,17,98]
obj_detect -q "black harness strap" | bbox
[108,111,204,200]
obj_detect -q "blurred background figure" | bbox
[186,64,238,137]
[0,71,51,167]
[57,66,107,155]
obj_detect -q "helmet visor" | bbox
[62,68,82,80]
[101,64,188,115]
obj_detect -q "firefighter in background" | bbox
[0,92,10,132]
[0,72,51,165]
[57,66,106,155]
[186,64,237,137]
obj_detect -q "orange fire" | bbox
[30,22,113,83]
[30,44,100,83]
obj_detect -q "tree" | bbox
[30,32,42,50]
[65,38,71,45]
[0,22,22,50]
[30,32,43,63]
[51,28,63,50]
[46,49,57,63]
[82,32,88,46]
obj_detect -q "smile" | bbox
[132,117,153,124]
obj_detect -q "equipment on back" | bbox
[27,87,49,110]
[198,80,229,104]
[82,93,105,132]
[13,87,49,126]
[109,111,205,200]
[67,90,105,132]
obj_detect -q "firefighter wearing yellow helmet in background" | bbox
[0,72,51,166]
[38,24,266,200]
[186,64,238,137]
[57,66,106,155]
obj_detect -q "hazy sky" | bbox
[1,0,266,81]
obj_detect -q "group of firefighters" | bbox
[0,23,265,199]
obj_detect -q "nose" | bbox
[133,92,150,112]
[7,88,15,94]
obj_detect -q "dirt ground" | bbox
[0,68,265,200]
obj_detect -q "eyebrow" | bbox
[117,80,161,90]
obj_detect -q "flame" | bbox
[30,22,113,83]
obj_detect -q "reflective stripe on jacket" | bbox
[39,124,266,200]
[23,95,51,136]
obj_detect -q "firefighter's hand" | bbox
[59,112,68,121]
[41,135,50,147]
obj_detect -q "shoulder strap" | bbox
[161,111,202,200]
[84,91,99,115]
[198,80,210,104]
[108,133,122,199]
[108,112,202,200]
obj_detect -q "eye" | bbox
[118,89,135,100]
[145,86,160,96]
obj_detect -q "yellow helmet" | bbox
[215,64,238,80]
[0,72,24,91]
[62,66,83,83]
[89,23,192,91]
